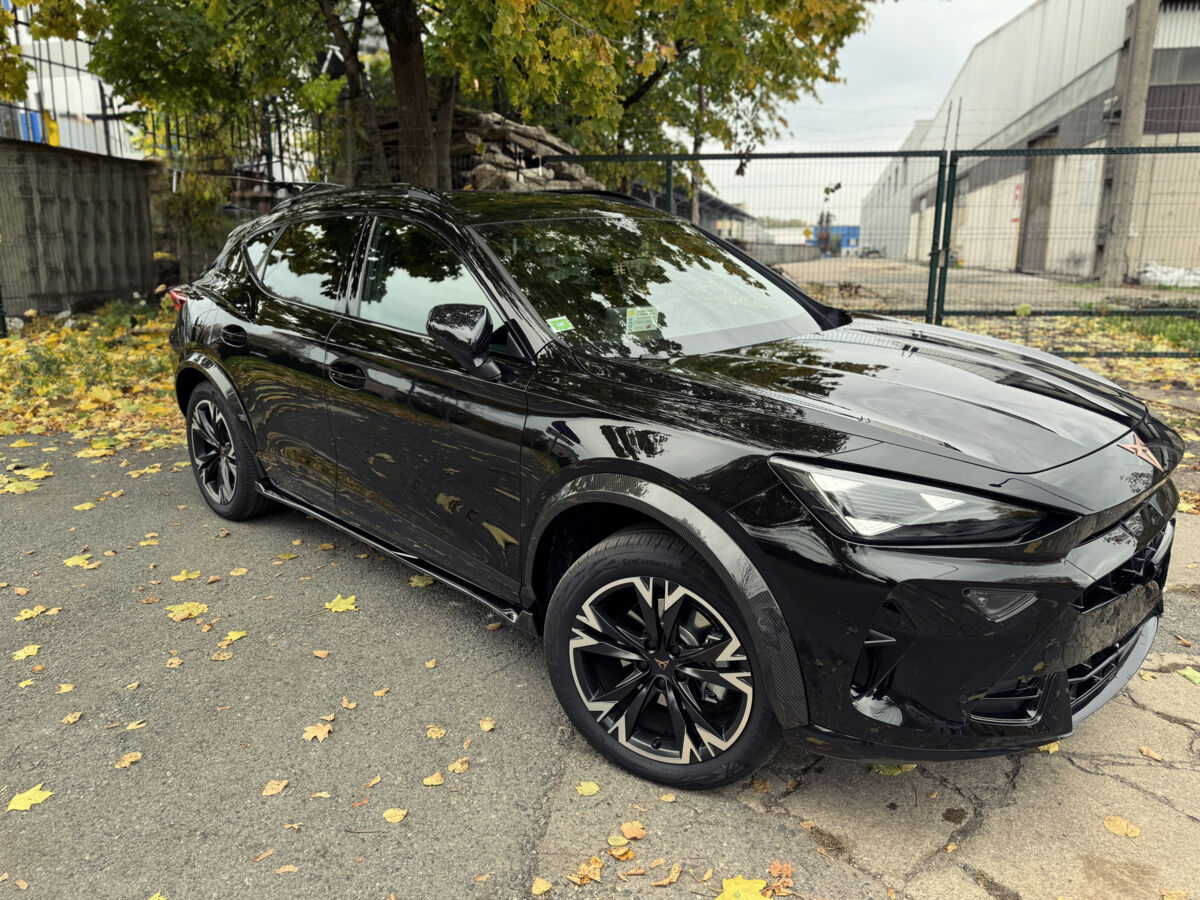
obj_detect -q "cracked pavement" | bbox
[1,437,1198,899]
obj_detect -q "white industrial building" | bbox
[860,0,1200,281]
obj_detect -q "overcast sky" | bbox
[701,0,1028,226]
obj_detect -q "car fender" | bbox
[175,351,259,459]
[527,471,809,728]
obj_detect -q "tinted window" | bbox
[243,229,277,275]
[359,219,495,334]
[478,215,823,358]
[260,217,358,310]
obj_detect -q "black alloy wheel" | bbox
[185,383,273,520]
[545,527,776,787]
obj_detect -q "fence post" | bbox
[924,153,948,323]
[933,153,959,327]
[663,157,675,214]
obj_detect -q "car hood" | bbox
[634,317,1148,474]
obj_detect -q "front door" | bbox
[324,216,531,602]
[225,215,362,509]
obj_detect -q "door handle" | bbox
[220,324,248,348]
[329,359,367,390]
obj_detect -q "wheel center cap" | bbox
[653,657,670,671]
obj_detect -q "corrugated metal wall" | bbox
[0,139,156,315]
[1156,0,1200,50]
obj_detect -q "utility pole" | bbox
[1097,0,1160,285]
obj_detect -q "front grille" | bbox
[1067,627,1140,713]
[1074,526,1168,613]
[970,676,1045,725]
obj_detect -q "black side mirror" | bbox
[427,303,502,381]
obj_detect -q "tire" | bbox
[185,382,273,520]
[545,526,778,788]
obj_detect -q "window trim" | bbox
[349,212,512,343]
[248,213,364,316]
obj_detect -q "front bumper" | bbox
[739,479,1175,760]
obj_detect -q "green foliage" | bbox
[0,7,30,101]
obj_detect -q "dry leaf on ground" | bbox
[479,717,496,731]
[621,821,646,840]
[262,780,288,797]
[423,771,444,786]
[302,723,333,743]
[1103,814,1141,837]
[426,724,446,739]
[383,808,408,823]
[61,712,81,724]
[252,849,275,862]
[531,877,553,895]
[7,784,52,811]
[114,752,142,769]
[373,687,389,696]
[410,575,434,587]
[312,650,329,659]
[325,594,357,612]
[576,781,599,796]
[448,757,469,774]
[650,862,681,887]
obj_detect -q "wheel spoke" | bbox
[611,679,656,736]
[593,668,647,704]
[217,456,233,503]
[674,637,735,665]
[675,663,751,696]
[574,632,642,663]
[631,577,661,649]
[589,604,648,653]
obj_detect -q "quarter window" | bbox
[243,228,277,275]
[261,217,359,311]
[359,218,496,334]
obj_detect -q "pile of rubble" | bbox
[451,108,605,193]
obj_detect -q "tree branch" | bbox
[621,40,693,109]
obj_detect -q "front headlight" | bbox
[770,458,1044,543]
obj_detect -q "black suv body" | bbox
[171,185,1180,786]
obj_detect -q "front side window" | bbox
[260,217,358,311]
[477,215,824,358]
[358,218,496,334]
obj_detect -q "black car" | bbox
[170,185,1180,787]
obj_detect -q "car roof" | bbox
[275,184,673,227]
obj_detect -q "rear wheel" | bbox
[185,382,272,520]
[545,527,776,787]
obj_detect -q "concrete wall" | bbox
[740,242,822,266]
[1125,131,1200,271]
[0,139,156,315]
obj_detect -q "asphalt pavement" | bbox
[2,436,1198,899]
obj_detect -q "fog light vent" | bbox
[963,588,1037,622]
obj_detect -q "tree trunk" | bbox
[369,0,437,187]
[431,72,457,191]
[317,0,387,185]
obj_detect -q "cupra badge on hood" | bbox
[1118,433,1164,472]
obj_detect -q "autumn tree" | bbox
[2,0,881,187]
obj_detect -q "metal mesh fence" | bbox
[545,147,1200,358]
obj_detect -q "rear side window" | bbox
[358,218,497,334]
[261,217,359,311]
[243,229,278,275]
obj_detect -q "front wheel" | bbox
[545,527,777,788]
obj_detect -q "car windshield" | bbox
[477,214,826,358]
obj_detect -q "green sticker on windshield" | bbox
[545,315,574,333]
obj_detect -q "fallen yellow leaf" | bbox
[426,724,446,739]
[7,784,52,811]
[383,808,408,823]
[373,687,389,696]
[341,696,357,710]
[253,848,275,862]
[1037,742,1060,754]
[126,681,139,690]
[302,723,333,743]
[365,775,381,788]
[1141,746,1164,761]
[275,865,297,874]
[576,781,599,796]
[714,875,767,899]
[115,751,142,769]
[425,659,436,669]
[650,862,682,887]
[310,792,331,799]
[61,712,82,724]
[63,553,92,567]
[230,567,248,576]
[312,650,330,659]
[423,771,444,786]
[621,821,646,840]
[169,570,200,582]
[1103,814,1141,837]
[325,594,358,613]
[210,651,233,661]
[531,876,553,895]
[165,602,207,622]
[14,606,47,621]
[262,780,288,796]
[660,793,675,803]
[56,684,74,694]
[12,644,39,661]
[479,717,496,732]
[126,720,147,731]
[448,757,469,774]
[73,502,97,511]
[410,574,434,587]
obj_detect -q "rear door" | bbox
[324,215,533,602]
[221,214,364,510]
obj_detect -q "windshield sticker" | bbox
[616,306,661,334]
[545,315,575,333]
